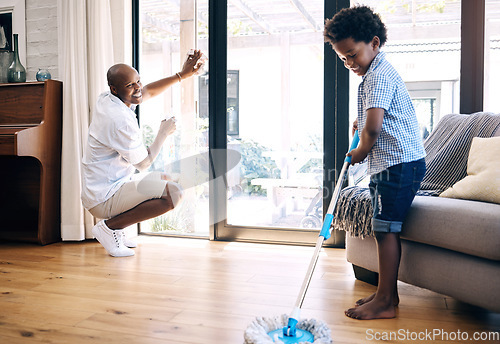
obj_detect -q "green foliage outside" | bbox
[239,139,279,195]
[142,124,154,147]
[378,0,457,15]
[148,200,195,233]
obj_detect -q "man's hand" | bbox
[160,117,177,137]
[134,116,177,172]
[141,50,207,101]
[178,49,206,79]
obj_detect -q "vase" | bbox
[36,69,51,81]
[7,34,26,83]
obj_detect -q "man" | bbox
[82,50,204,257]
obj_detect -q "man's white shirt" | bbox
[81,91,148,209]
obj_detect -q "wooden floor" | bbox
[0,236,499,344]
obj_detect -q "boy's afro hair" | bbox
[324,5,387,47]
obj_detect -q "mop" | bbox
[244,131,360,344]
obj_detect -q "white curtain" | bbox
[58,0,114,240]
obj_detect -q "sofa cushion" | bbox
[440,136,500,204]
[402,195,500,261]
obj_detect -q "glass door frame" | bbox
[208,0,351,247]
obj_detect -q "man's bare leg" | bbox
[105,183,182,230]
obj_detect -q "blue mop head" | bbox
[243,314,332,344]
[267,317,314,343]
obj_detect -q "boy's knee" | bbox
[164,181,183,208]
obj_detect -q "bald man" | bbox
[82,50,204,257]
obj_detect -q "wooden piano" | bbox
[0,80,62,245]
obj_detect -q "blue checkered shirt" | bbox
[357,51,426,175]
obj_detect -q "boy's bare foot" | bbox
[356,292,399,307]
[345,298,396,320]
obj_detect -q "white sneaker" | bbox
[92,220,135,257]
[120,232,137,248]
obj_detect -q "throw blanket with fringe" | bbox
[332,186,373,238]
[420,112,500,193]
[333,112,500,238]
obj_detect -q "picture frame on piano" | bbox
[0,0,26,65]
[0,12,13,51]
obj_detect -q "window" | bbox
[484,0,500,111]
[349,0,461,137]
[137,0,210,238]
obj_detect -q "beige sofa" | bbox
[345,114,500,312]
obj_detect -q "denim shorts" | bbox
[369,158,426,233]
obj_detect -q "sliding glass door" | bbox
[137,0,210,238]
[213,0,338,245]
[224,1,324,229]
[135,0,347,245]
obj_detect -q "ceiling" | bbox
[141,0,325,43]
[139,0,499,46]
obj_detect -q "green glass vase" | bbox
[8,34,26,83]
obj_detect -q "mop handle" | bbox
[321,130,360,238]
[294,131,359,310]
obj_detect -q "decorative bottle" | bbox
[8,34,26,83]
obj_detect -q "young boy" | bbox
[324,6,426,320]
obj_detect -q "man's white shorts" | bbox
[89,172,172,219]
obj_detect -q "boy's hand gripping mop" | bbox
[244,131,360,344]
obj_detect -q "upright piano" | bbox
[0,80,62,245]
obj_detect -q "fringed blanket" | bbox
[333,113,500,238]
[332,186,373,238]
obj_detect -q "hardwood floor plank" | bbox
[1,238,499,344]
[0,301,93,326]
[0,287,183,323]
[0,319,181,344]
[77,313,245,344]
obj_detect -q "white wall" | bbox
[25,0,59,80]
[110,0,132,65]
[24,0,131,81]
